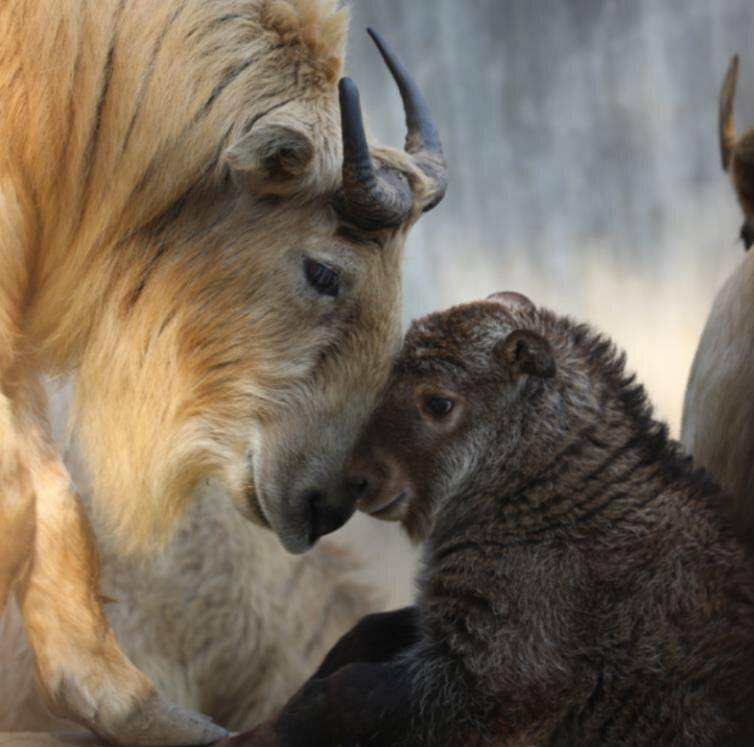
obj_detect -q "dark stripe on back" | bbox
[238,96,297,137]
[80,0,127,199]
[119,0,188,163]
[185,12,244,41]
[436,480,666,553]
[513,485,665,547]
[127,93,294,214]
[125,236,171,308]
[425,577,494,616]
[507,426,600,498]
[123,173,206,308]
[530,435,642,514]
[59,21,84,188]
[194,53,264,124]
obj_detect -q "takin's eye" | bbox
[423,397,454,418]
[304,258,340,298]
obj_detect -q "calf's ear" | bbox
[224,116,314,196]
[486,291,535,313]
[494,330,555,379]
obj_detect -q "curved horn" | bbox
[367,28,441,155]
[336,31,448,229]
[337,77,414,230]
[720,55,739,172]
[368,28,448,211]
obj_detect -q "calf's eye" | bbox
[304,258,340,297]
[424,397,454,417]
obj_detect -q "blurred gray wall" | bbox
[337,0,754,606]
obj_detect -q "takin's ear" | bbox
[732,133,754,221]
[224,116,315,196]
[494,330,556,380]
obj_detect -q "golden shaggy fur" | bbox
[0,1,433,744]
[1,0,352,549]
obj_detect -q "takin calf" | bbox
[226,292,754,747]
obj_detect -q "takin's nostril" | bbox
[346,476,369,501]
[307,491,350,543]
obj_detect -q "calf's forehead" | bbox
[398,301,533,373]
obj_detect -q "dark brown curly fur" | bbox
[228,294,754,747]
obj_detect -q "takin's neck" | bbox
[429,416,714,549]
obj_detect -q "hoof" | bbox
[94,693,229,746]
[213,721,278,747]
[52,674,228,747]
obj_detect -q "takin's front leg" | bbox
[4,377,227,746]
[0,392,35,614]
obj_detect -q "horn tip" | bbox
[727,54,740,86]
[728,54,740,81]
[720,53,741,171]
[338,77,358,97]
[366,27,388,56]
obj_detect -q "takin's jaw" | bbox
[241,266,405,554]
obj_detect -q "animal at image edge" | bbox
[227,293,754,747]
[682,54,754,546]
[0,0,446,743]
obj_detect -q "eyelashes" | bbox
[304,258,340,298]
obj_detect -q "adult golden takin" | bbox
[682,55,754,545]
[0,1,446,744]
